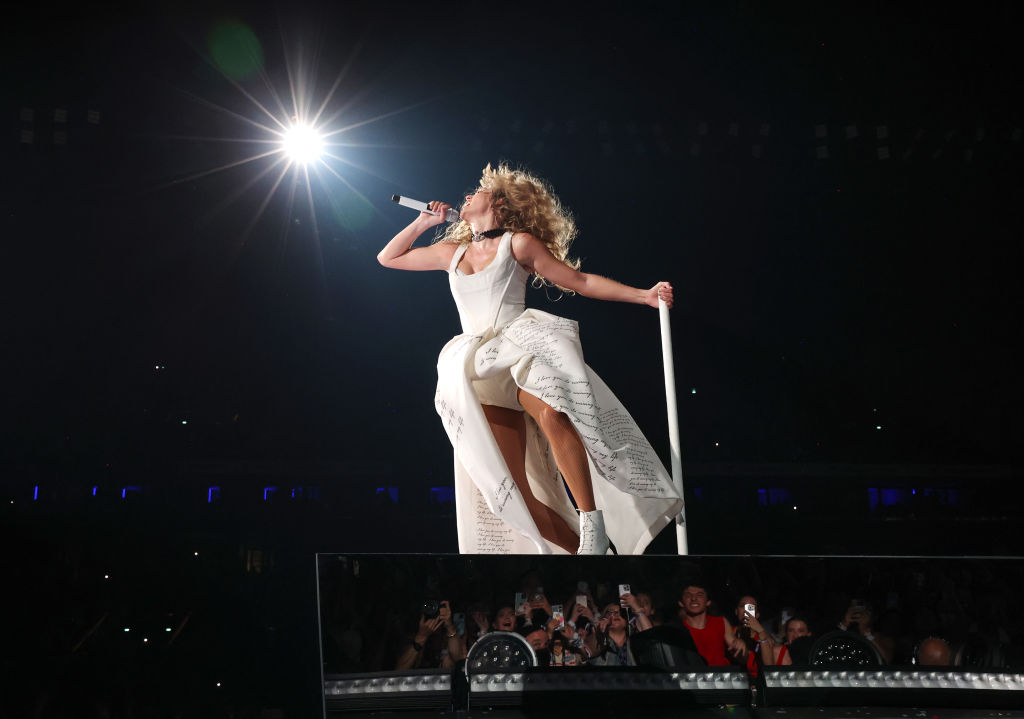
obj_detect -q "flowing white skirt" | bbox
[435,309,683,554]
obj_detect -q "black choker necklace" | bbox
[471,228,505,243]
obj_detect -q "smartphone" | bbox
[551,605,564,630]
[453,612,465,636]
[576,594,588,608]
[515,592,527,615]
[619,584,631,597]
[744,602,756,617]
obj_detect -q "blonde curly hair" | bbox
[436,162,580,292]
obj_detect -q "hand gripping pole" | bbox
[659,298,689,555]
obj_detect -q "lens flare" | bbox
[282,124,324,164]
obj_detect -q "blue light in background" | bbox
[376,486,399,502]
[757,488,792,507]
[263,486,279,501]
[92,486,98,497]
[33,486,39,501]
[430,487,455,504]
[207,486,221,503]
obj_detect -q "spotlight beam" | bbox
[197,155,291,231]
[147,148,284,194]
[281,33,307,124]
[316,160,394,226]
[281,124,324,164]
[319,96,441,139]
[236,160,294,258]
[277,167,301,259]
[320,150,408,187]
[310,34,367,128]
[170,83,285,136]
[159,15,455,273]
[300,163,329,302]
[181,35,291,134]
[156,135,284,145]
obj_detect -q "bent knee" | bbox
[534,403,571,431]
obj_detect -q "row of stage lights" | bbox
[13,485,455,506]
[14,484,328,503]
[468,116,1023,163]
[476,116,1024,144]
[16,105,1022,166]
[325,664,1024,712]
[15,105,322,166]
[14,483,960,512]
[17,106,101,146]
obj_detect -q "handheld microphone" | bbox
[392,194,461,223]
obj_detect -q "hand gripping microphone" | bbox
[392,194,461,223]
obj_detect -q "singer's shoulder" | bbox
[510,232,554,274]
[509,231,543,255]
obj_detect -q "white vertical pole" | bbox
[659,298,689,554]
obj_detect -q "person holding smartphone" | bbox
[839,598,894,663]
[565,596,598,660]
[620,588,657,632]
[395,599,465,670]
[588,603,636,666]
[378,163,683,555]
[733,595,775,676]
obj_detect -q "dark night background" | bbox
[3,1,1023,716]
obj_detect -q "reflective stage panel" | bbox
[316,554,1024,715]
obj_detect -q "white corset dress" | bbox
[435,232,683,554]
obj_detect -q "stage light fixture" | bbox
[324,669,451,712]
[467,631,537,672]
[467,668,750,709]
[282,123,324,165]
[761,667,1024,708]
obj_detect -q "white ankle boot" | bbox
[577,509,609,555]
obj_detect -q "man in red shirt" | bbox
[675,583,746,666]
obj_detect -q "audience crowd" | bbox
[319,557,1024,676]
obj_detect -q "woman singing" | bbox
[378,163,682,554]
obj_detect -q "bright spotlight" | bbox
[282,124,323,164]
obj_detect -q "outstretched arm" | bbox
[511,232,673,308]
[378,201,458,271]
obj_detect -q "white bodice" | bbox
[447,232,529,334]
